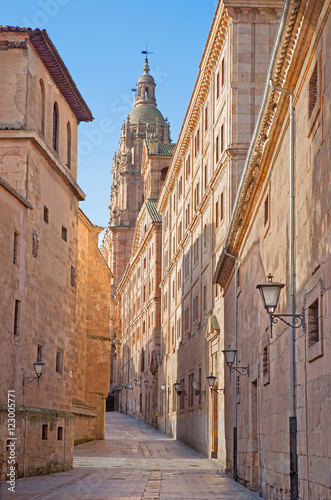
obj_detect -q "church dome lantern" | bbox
[134,57,157,108]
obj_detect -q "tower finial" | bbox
[141,46,153,73]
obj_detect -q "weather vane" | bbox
[141,45,153,60]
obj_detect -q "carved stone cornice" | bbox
[214,0,325,287]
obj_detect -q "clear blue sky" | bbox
[2,0,217,235]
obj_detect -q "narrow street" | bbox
[1,412,262,499]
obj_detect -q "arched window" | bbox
[66,121,71,168]
[161,167,168,183]
[53,102,59,151]
[145,87,148,99]
[40,79,45,136]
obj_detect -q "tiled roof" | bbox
[145,200,162,222]
[0,26,93,123]
[145,140,176,156]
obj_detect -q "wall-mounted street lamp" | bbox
[134,378,141,387]
[174,381,186,396]
[206,374,224,395]
[125,384,133,390]
[192,381,205,396]
[23,361,45,388]
[222,346,249,376]
[144,380,152,389]
[256,274,305,337]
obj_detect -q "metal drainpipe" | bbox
[224,249,237,481]
[63,413,67,472]
[269,79,298,499]
[23,407,28,477]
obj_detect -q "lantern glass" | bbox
[174,382,180,392]
[33,361,45,376]
[134,379,138,386]
[256,274,285,313]
[161,384,166,391]
[222,346,237,367]
[192,381,200,391]
[206,374,216,388]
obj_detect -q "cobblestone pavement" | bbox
[0,412,263,499]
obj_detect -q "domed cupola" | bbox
[128,56,170,142]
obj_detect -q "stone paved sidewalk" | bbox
[0,412,263,499]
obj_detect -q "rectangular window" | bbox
[205,106,208,132]
[309,63,318,119]
[203,224,207,249]
[61,226,67,242]
[184,306,190,332]
[220,192,224,222]
[44,206,49,224]
[184,254,189,280]
[262,336,270,385]
[13,232,19,265]
[193,239,199,265]
[221,58,225,87]
[141,348,145,372]
[221,125,224,153]
[186,155,191,179]
[203,285,207,311]
[180,379,185,410]
[57,427,63,441]
[172,325,175,346]
[172,385,176,412]
[178,175,183,198]
[195,129,200,157]
[215,201,219,229]
[37,344,43,362]
[264,194,269,226]
[216,72,220,99]
[189,373,193,408]
[56,349,63,374]
[42,424,48,440]
[177,268,182,290]
[13,299,21,336]
[177,317,181,340]
[198,367,202,405]
[71,266,76,287]
[178,221,182,243]
[216,135,219,164]
[308,299,319,347]
[204,164,208,189]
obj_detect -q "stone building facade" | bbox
[73,209,112,443]
[102,58,172,409]
[214,0,331,498]
[156,0,283,463]
[0,27,109,479]
[117,140,175,423]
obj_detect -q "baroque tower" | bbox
[102,57,171,398]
